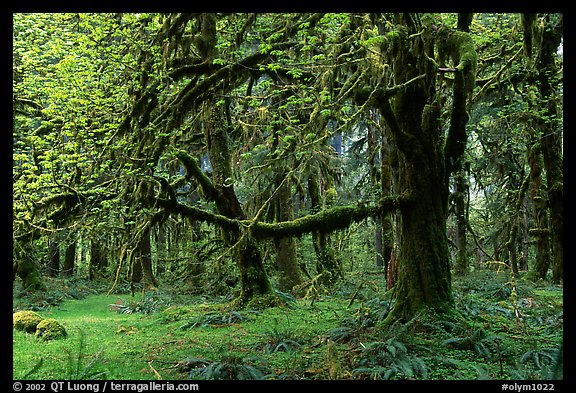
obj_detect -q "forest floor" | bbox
[12,269,563,381]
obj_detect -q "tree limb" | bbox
[155,193,409,240]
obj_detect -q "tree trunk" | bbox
[14,242,47,292]
[374,218,384,270]
[308,167,341,286]
[378,13,469,322]
[454,167,468,275]
[139,227,158,287]
[528,142,551,280]
[380,95,455,321]
[275,170,303,292]
[47,237,60,278]
[535,16,563,283]
[129,248,143,285]
[63,241,76,277]
[89,240,107,280]
[203,98,272,304]
[391,152,454,320]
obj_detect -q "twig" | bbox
[148,360,163,380]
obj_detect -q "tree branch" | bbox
[174,149,218,201]
[156,193,409,240]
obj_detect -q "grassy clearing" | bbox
[13,270,563,380]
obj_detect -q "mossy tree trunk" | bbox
[384,94,454,320]
[308,166,342,286]
[534,15,563,283]
[377,13,476,322]
[454,166,469,275]
[367,117,393,272]
[522,13,563,283]
[14,244,47,291]
[89,240,108,280]
[138,228,158,288]
[275,169,303,292]
[528,140,551,280]
[47,237,60,278]
[203,98,273,304]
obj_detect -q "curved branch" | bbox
[156,193,409,240]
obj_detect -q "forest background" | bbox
[12,12,564,381]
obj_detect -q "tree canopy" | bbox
[13,13,563,321]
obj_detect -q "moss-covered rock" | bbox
[13,310,44,333]
[35,318,67,341]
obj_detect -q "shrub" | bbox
[13,310,44,333]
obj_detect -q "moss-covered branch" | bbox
[174,150,218,201]
[156,194,408,240]
[249,204,379,239]
[440,28,477,179]
[157,196,408,239]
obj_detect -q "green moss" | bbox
[13,310,44,333]
[35,318,68,341]
[244,294,289,310]
[16,258,47,292]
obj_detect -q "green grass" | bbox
[13,270,563,380]
[13,290,348,380]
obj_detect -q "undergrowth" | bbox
[13,270,563,381]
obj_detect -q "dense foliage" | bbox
[13,12,563,380]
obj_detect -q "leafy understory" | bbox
[13,270,563,381]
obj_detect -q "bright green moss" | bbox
[13,310,44,333]
[35,318,68,341]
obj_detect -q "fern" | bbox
[180,311,254,329]
[22,357,44,379]
[64,331,107,380]
[354,338,428,380]
[273,290,298,308]
[520,348,557,370]
[258,317,302,354]
[325,326,354,343]
[110,297,162,315]
[435,357,493,379]
[442,327,504,361]
[187,355,270,380]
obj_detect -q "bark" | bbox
[536,16,563,283]
[47,237,60,278]
[63,241,76,277]
[203,98,272,304]
[89,240,108,280]
[275,169,303,292]
[528,140,551,280]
